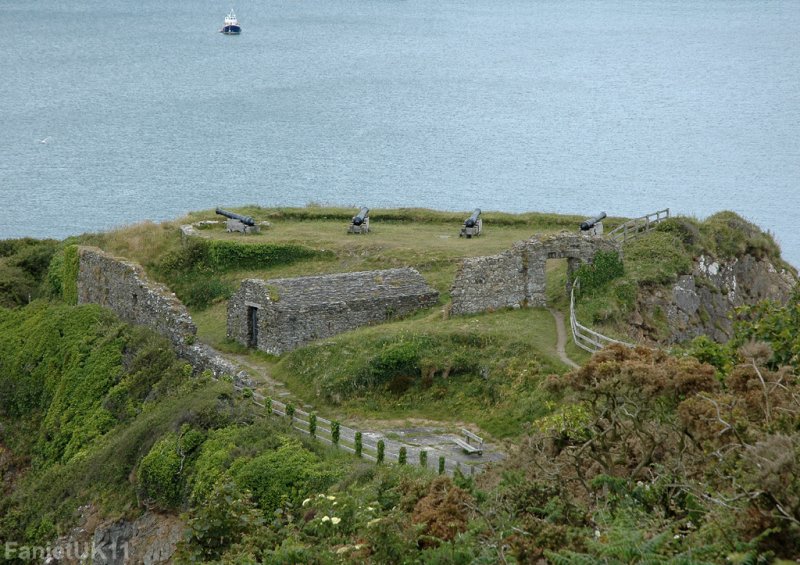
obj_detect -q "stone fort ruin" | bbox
[227,268,439,354]
[450,232,620,315]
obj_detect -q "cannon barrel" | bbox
[580,211,607,231]
[464,208,482,228]
[216,208,255,226]
[352,207,370,226]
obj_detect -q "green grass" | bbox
[268,307,570,438]
[81,206,629,304]
[69,206,796,432]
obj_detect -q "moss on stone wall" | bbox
[61,244,79,304]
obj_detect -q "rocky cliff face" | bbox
[630,254,797,344]
[46,505,183,564]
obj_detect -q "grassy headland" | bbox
[1,207,799,561]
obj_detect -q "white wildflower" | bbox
[594,529,601,539]
[336,546,351,555]
[331,517,341,525]
[321,516,331,523]
[367,518,382,527]
[327,495,336,501]
[302,498,311,507]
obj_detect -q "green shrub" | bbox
[177,480,265,562]
[205,240,327,271]
[735,289,800,369]
[332,421,341,445]
[354,431,362,457]
[398,447,407,465]
[0,264,38,308]
[574,251,624,293]
[152,238,329,309]
[9,240,58,281]
[177,276,232,310]
[190,422,283,504]
[685,335,736,378]
[0,239,59,307]
[377,440,385,464]
[309,413,317,438]
[231,440,337,514]
[0,302,192,463]
[137,433,185,509]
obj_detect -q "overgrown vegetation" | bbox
[148,237,331,309]
[0,208,797,563]
[574,212,794,339]
[275,309,565,438]
[574,250,624,293]
[0,238,59,308]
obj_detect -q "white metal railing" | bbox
[569,278,635,353]
[607,208,670,245]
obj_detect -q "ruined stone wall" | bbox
[450,233,620,315]
[449,247,527,315]
[228,269,440,354]
[76,247,248,381]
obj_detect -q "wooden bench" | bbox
[453,428,484,456]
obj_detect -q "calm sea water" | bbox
[1,0,798,265]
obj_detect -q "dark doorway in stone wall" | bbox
[247,306,259,348]
[545,258,569,308]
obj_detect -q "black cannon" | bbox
[348,207,370,234]
[216,208,256,226]
[580,212,607,235]
[460,208,483,238]
[216,208,260,233]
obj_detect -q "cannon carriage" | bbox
[579,212,607,236]
[459,209,482,238]
[347,207,370,234]
[216,208,261,234]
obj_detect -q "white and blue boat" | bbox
[220,10,241,35]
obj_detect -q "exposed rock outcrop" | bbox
[631,254,797,343]
[46,506,183,564]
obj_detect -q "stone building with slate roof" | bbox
[227,268,439,354]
